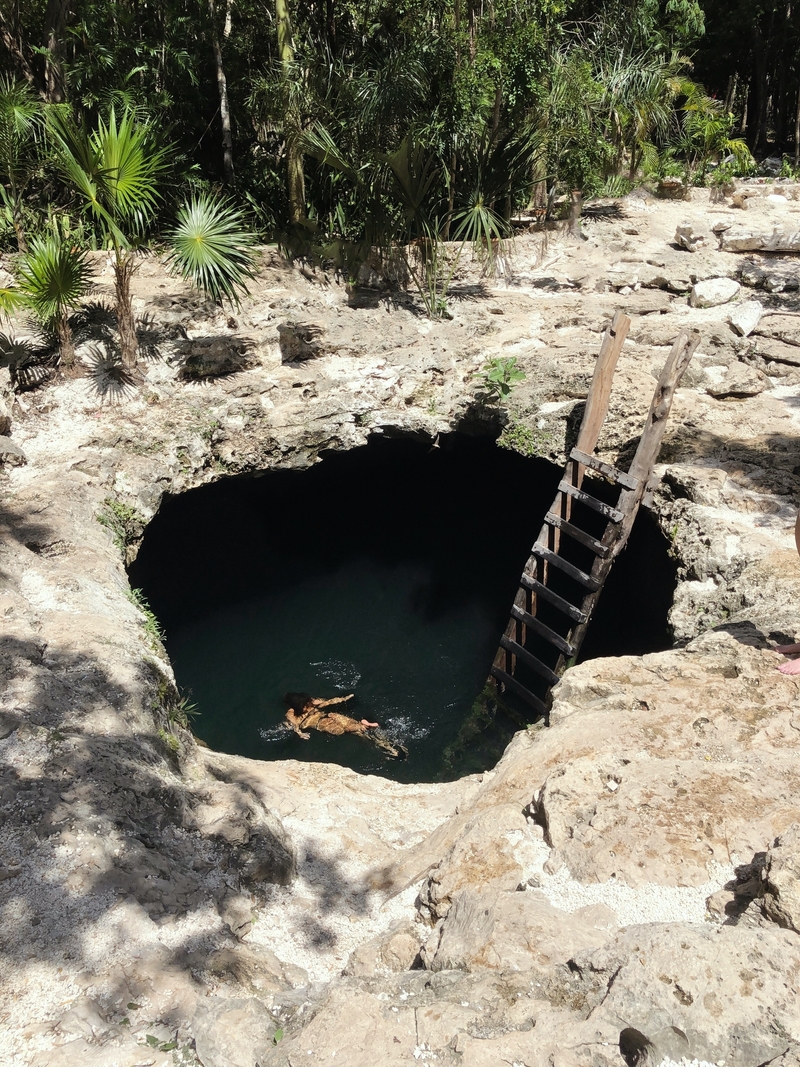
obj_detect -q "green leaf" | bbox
[167,194,258,306]
[48,106,168,248]
[273,1028,284,1045]
[145,1035,159,1047]
[14,235,93,328]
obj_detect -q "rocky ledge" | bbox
[1,187,800,1067]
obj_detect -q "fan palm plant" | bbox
[168,195,257,303]
[49,107,257,371]
[0,76,44,252]
[48,107,167,369]
[14,235,94,366]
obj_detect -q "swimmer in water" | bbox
[284,692,378,739]
[774,511,800,675]
[283,692,407,759]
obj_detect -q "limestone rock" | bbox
[729,300,764,337]
[0,436,26,465]
[277,320,327,361]
[260,983,419,1067]
[756,338,800,367]
[262,925,800,1067]
[721,226,800,253]
[344,920,422,976]
[706,365,767,398]
[576,923,800,1067]
[178,337,256,380]
[766,1046,800,1067]
[657,178,689,200]
[763,823,800,932]
[193,997,278,1067]
[421,803,531,919]
[186,776,296,887]
[740,262,766,287]
[690,277,741,308]
[31,1040,172,1066]
[0,393,10,435]
[204,944,308,994]
[421,886,611,972]
[754,312,800,346]
[529,633,800,887]
[638,265,691,292]
[675,223,705,251]
[607,262,640,289]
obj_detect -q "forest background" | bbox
[0,0,796,332]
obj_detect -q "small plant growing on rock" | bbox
[96,497,144,556]
[474,356,526,406]
[157,726,181,754]
[126,587,164,650]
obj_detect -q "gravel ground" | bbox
[512,828,735,926]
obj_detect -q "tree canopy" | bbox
[0,1,790,260]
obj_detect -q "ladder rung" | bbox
[544,513,610,557]
[570,448,639,491]
[557,481,625,523]
[531,544,600,590]
[491,667,548,715]
[500,636,561,687]
[511,605,576,657]
[519,574,588,623]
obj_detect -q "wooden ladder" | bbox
[491,311,701,717]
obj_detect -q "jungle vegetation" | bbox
[0,1,791,322]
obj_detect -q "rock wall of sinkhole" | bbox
[2,192,800,1066]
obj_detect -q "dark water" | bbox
[130,435,676,782]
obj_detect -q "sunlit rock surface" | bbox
[2,186,800,1066]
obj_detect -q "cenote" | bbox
[130,434,677,783]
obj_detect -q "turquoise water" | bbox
[130,435,675,783]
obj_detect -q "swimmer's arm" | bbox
[315,694,355,708]
[285,708,311,739]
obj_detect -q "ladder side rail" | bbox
[626,328,701,485]
[490,310,633,706]
[534,310,630,650]
[574,310,632,455]
[554,329,701,671]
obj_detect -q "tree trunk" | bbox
[794,84,800,167]
[286,137,306,225]
[740,83,749,135]
[114,254,138,369]
[57,313,75,368]
[750,28,768,153]
[0,13,36,88]
[43,0,69,103]
[12,203,28,253]
[207,0,235,185]
[490,81,502,139]
[276,0,294,65]
[724,72,738,114]
[276,0,306,223]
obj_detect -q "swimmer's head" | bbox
[284,691,313,708]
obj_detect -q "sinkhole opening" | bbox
[129,433,677,783]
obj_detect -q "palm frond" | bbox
[0,286,25,319]
[15,236,94,332]
[49,106,167,245]
[92,108,168,227]
[167,194,258,305]
[0,76,43,185]
[379,137,442,233]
